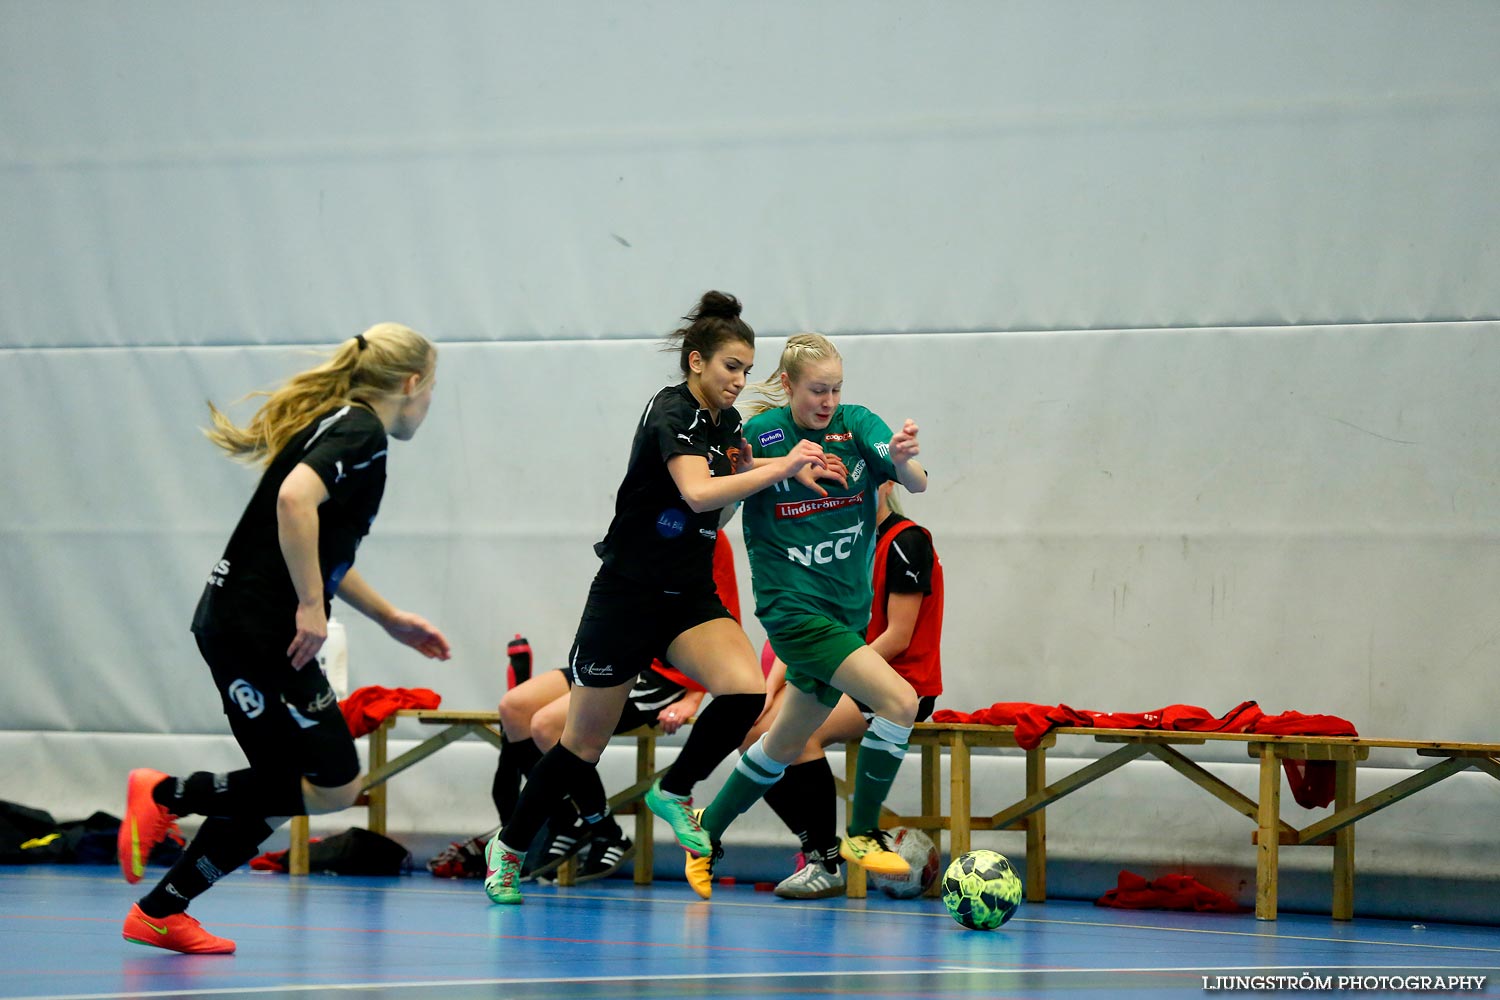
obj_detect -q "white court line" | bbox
[12,964,1500,1000]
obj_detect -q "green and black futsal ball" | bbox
[942,850,1023,930]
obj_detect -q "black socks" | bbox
[658,693,763,797]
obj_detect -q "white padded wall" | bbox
[2,1,1496,347]
[4,326,1496,741]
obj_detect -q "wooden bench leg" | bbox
[288,815,310,876]
[366,718,390,836]
[1025,745,1046,903]
[950,733,971,861]
[922,744,942,899]
[845,743,867,898]
[1332,758,1355,920]
[635,733,655,886]
[1255,751,1281,920]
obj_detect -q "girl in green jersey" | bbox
[687,334,928,898]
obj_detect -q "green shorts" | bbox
[767,613,867,709]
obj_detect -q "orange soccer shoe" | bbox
[122,904,236,954]
[839,830,911,878]
[118,768,177,884]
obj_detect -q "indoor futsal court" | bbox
[5,2,1500,999]
[4,866,1499,1000]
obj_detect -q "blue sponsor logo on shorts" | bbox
[656,508,687,538]
[758,428,785,447]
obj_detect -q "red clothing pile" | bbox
[1096,870,1242,912]
[929,700,1356,808]
[339,686,442,738]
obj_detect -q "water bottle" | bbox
[319,616,350,699]
[506,634,532,689]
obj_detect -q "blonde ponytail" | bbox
[205,322,435,465]
[884,483,906,517]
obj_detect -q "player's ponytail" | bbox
[743,333,841,415]
[663,290,755,376]
[205,322,435,465]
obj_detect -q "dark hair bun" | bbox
[697,290,742,320]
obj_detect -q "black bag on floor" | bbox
[62,811,139,866]
[0,801,183,866]
[0,801,59,863]
[306,828,412,876]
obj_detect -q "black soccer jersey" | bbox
[594,383,744,591]
[877,514,935,595]
[192,404,389,640]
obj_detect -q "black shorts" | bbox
[854,694,938,725]
[567,569,734,689]
[562,665,690,732]
[195,630,361,789]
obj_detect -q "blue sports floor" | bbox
[2,866,1497,999]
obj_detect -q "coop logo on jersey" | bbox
[774,491,865,520]
[656,508,687,538]
[824,431,853,442]
[786,521,865,566]
[757,428,785,447]
[227,680,265,719]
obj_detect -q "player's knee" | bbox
[533,713,564,751]
[738,717,771,753]
[710,663,765,697]
[880,686,919,728]
[562,735,608,763]
[763,728,806,764]
[497,693,529,738]
[302,776,361,814]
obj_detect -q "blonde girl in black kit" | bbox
[118,324,450,953]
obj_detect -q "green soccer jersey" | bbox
[741,403,899,632]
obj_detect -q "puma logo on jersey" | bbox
[333,460,346,483]
[905,569,920,583]
[304,406,351,449]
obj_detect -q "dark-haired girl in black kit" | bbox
[484,291,844,904]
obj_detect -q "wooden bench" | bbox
[838,722,1500,920]
[287,709,673,884]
